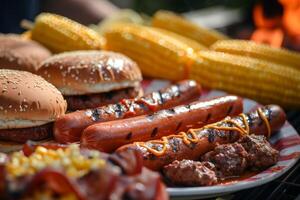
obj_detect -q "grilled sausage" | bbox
[54,80,201,143]
[116,105,286,171]
[81,95,243,152]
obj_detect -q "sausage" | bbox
[116,105,286,171]
[54,80,201,143]
[81,95,243,152]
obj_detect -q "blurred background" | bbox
[1,0,299,51]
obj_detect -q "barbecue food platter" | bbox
[145,80,300,199]
[1,9,300,200]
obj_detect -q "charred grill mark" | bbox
[146,114,155,121]
[189,142,197,149]
[170,138,180,152]
[175,122,182,131]
[205,113,212,122]
[227,105,233,116]
[166,108,176,115]
[151,127,158,137]
[158,91,164,104]
[115,103,123,118]
[148,154,158,160]
[91,108,101,121]
[126,132,132,140]
[267,108,271,121]
[208,130,216,143]
[138,101,147,111]
[185,104,191,109]
[247,114,253,128]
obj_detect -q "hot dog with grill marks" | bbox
[81,95,243,152]
[54,80,201,143]
[116,105,286,171]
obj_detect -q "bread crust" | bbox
[0,34,51,72]
[0,69,67,128]
[37,50,142,95]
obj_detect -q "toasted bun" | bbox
[0,69,67,129]
[0,34,51,72]
[37,50,142,95]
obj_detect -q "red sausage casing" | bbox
[117,105,286,171]
[54,80,201,143]
[81,95,243,152]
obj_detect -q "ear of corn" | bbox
[211,40,300,70]
[104,23,199,80]
[104,22,300,108]
[152,10,229,47]
[154,28,207,51]
[20,31,32,40]
[190,51,300,108]
[31,13,106,53]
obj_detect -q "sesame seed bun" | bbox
[0,34,51,72]
[37,50,142,95]
[0,69,67,129]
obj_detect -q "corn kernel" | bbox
[5,145,106,179]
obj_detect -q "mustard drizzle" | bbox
[137,108,271,157]
[257,108,271,138]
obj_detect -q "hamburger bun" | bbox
[0,34,51,72]
[0,69,67,129]
[37,50,142,95]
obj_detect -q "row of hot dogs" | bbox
[52,80,286,173]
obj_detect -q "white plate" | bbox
[143,80,300,200]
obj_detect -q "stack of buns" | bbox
[0,34,144,151]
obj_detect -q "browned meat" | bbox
[65,86,142,110]
[0,123,53,143]
[202,143,248,178]
[163,159,217,186]
[238,135,279,170]
[0,148,168,200]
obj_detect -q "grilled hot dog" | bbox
[81,95,243,152]
[54,80,201,143]
[116,105,286,171]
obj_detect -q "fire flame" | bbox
[251,0,300,48]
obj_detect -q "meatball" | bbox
[238,135,279,170]
[163,160,217,186]
[202,143,248,177]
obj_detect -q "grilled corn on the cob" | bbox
[31,13,105,53]
[104,23,300,107]
[154,28,207,51]
[104,23,199,80]
[211,40,300,70]
[190,51,300,108]
[152,10,228,47]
